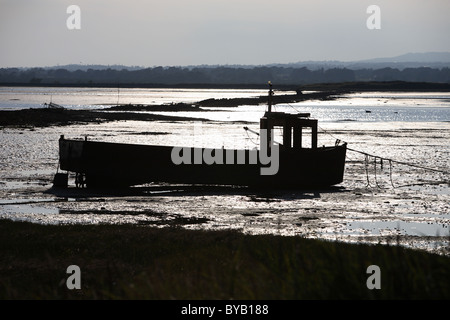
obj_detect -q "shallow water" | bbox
[0,88,449,256]
[0,87,270,110]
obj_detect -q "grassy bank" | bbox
[0,219,448,300]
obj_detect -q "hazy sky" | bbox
[1,0,449,68]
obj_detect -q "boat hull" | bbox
[59,137,346,189]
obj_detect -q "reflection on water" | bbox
[2,204,59,215]
[345,220,449,237]
[149,102,450,123]
[1,87,449,123]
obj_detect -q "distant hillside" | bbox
[1,52,449,87]
[22,64,145,72]
[283,52,450,70]
[9,52,450,73]
[359,52,450,64]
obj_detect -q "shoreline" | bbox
[1,81,449,128]
[0,90,340,128]
[0,108,211,129]
[1,80,450,91]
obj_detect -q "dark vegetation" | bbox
[0,220,448,299]
[1,65,449,86]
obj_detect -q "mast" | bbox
[268,81,273,114]
[262,81,274,152]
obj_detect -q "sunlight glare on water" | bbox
[0,87,449,255]
[0,87,269,110]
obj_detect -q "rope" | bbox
[346,147,450,175]
[244,127,259,146]
[389,160,396,188]
[373,157,384,189]
[316,123,449,175]
[271,90,306,114]
[243,127,282,145]
[365,155,372,188]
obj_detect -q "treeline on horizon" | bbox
[1,65,449,86]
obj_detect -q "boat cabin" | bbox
[260,83,318,151]
[260,111,318,151]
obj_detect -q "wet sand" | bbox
[0,90,449,256]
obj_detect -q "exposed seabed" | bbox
[1,117,449,256]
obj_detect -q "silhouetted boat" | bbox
[55,85,347,189]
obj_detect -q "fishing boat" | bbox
[55,84,347,189]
